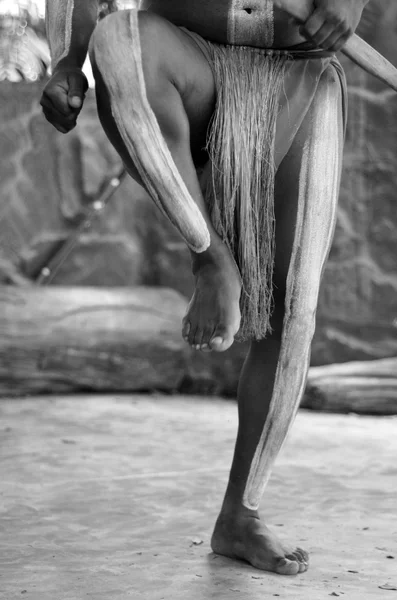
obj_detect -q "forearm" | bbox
[45,0,99,70]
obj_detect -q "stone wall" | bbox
[1,1,396,394]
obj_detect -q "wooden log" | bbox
[0,285,189,397]
[302,358,397,414]
[309,357,397,381]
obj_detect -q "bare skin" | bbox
[61,13,307,571]
[212,509,309,575]
[211,326,309,574]
[41,0,362,576]
[211,330,309,575]
[90,17,314,571]
[91,13,242,353]
[183,253,242,352]
[210,138,313,573]
[40,0,366,356]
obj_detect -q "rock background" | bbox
[0,1,396,395]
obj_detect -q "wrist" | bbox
[53,54,85,72]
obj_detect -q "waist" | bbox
[141,0,314,49]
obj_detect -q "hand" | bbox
[300,0,368,52]
[40,66,88,134]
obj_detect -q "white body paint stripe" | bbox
[90,10,210,253]
[46,0,75,69]
[227,0,274,47]
[243,67,343,510]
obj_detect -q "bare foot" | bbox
[211,510,309,575]
[182,249,242,352]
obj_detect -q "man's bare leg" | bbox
[212,66,344,575]
[90,10,241,352]
[211,330,310,575]
[211,284,309,574]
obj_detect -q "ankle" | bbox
[218,503,260,524]
[190,243,228,273]
[219,488,260,520]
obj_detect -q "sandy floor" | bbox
[1,394,396,600]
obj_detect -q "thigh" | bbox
[92,9,217,174]
[110,11,216,159]
[272,65,345,300]
[137,11,216,159]
[139,11,216,129]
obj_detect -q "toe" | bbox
[193,326,212,351]
[210,335,224,350]
[276,557,300,576]
[210,326,226,346]
[188,324,199,347]
[192,328,210,350]
[200,343,212,353]
[182,320,190,342]
[288,551,307,573]
[200,325,216,351]
[293,549,305,562]
[297,547,309,563]
[209,328,234,352]
[297,560,307,573]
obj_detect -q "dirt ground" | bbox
[1,394,396,600]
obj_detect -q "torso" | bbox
[140,0,309,48]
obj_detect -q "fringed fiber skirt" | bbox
[181,28,347,342]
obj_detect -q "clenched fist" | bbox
[300,0,369,52]
[40,66,88,134]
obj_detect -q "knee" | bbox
[89,9,163,80]
[90,10,132,67]
[89,9,157,79]
[89,9,189,146]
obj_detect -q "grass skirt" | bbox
[181,29,343,342]
[204,45,289,341]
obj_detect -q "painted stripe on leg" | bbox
[90,10,210,253]
[242,68,344,510]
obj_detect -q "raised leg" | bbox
[89,10,241,351]
[212,63,345,575]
